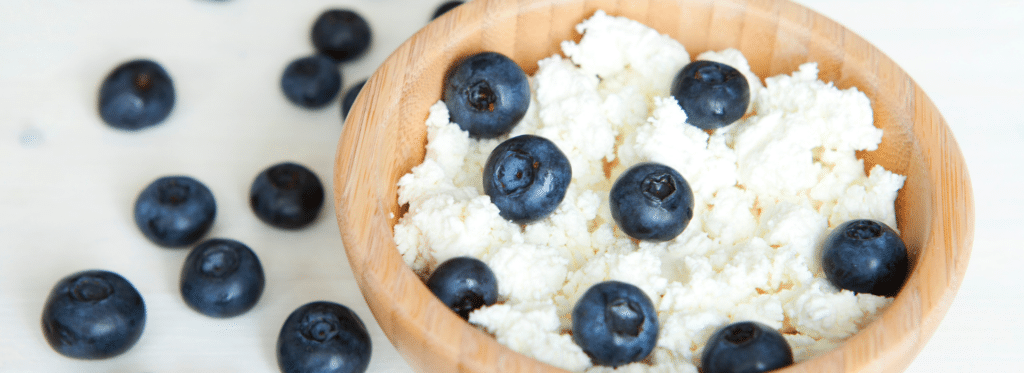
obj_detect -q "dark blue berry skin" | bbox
[98,59,175,130]
[41,270,146,360]
[670,60,750,130]
[443,52,530,139]
[701,321,793,373]
[341,79,366,120]
[180,238,265,318]
[609,162,693,242]
[134,176,216,248]
[277,301,372,373]
[821,219,909,297]
[281,54,342,109]
[571,281,658,367]
[311,9,372,63]
[250,162,325,229]
[426,257,498,319]
[431,1,463,20]
[483,135,571,224]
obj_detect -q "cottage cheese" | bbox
[394,10,905,372]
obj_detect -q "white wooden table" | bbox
[0,0,1018,372]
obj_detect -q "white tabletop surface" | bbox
[0,0,1019,372]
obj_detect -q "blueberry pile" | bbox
[282,8,372,110]
[39,4,424,370]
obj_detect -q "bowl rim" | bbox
[334,0,975,372]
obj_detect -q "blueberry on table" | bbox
[483,135,571,224]
[426,257,498,319]
[431,1,463,20]
[571,281,658,367]
[249,162,325,229]
[180,238,265,318]
[277,301,372,373]
[41,270,146,359]
[821,219,909,297]
[609,162,693,242]
[134,176,216,248]
[701,321,793,373]
[670,60,750,130]
[340,79,366,120]
[98,59,175,130]
[443,51,530,139]
[281,54,342,109]
[311,9,372,63]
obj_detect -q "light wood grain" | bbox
[332,0,974,372]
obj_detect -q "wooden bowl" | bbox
[333,0,974,371]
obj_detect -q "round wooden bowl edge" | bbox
[334,0,975,372]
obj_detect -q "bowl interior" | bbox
[334,0,973,372]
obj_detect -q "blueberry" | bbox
[670,60,750,130]
[41,270,146,359]
[97,59,175,130]
[443,51,530,139]
[426,257,498,319]
[134,176,216,248]
[571,281,658,367]
[431,1,463,20]
[821,219,909,297]
[483,135,571,224]
[609,162,693,242]
[250,162,325,229]
[281,54,342,109]
[277,301,372,373]
[701,321,793,373]
[179,238,265,318]
[311,9,372,63]
[340,79,366,120]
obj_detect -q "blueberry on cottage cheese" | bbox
[249,162,325,229]
[281,54,342,109]
[340,79,366,120]
[180,238,265,318]
[98,59,175,130]
[821,219,909,297]
[701,321,793,373]
[426,257,498,319]
[443,51,530,138]
[609,162,693,242]
[311,9,372,63]
[431,1,463,20]
[670,60,750,130]
[134,176,216,248]
[277,301,372,373]
[571,281,658,367]
[41,270,146,359]
[483,135,571,224]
